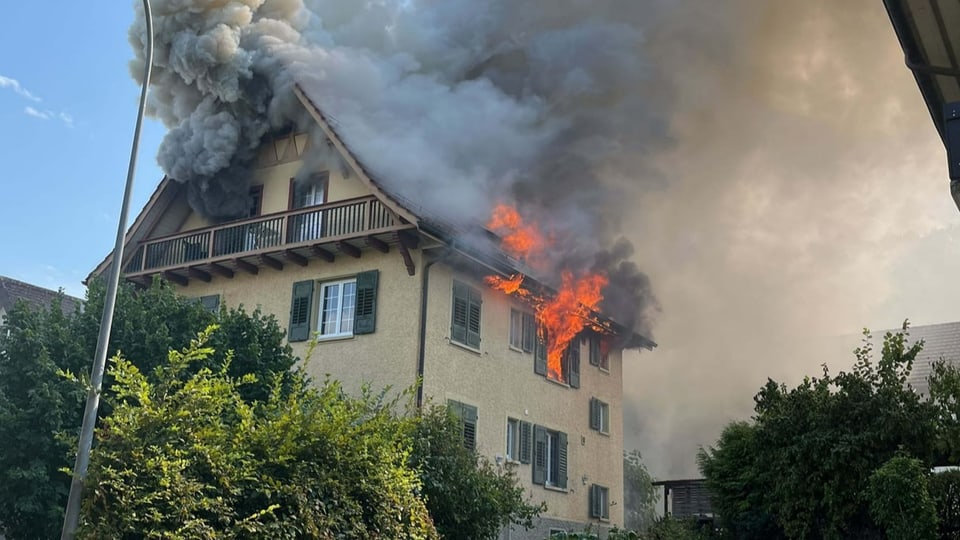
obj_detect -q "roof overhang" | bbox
[883,0,960,145]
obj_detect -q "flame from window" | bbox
[485,204,608,382]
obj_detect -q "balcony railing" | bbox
[123,196,407,276]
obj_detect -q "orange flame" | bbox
[485,204,608,383]
[487,204,548,262]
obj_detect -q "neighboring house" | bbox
[0,275,81,326]
[89,85,656,538]
[651,478,714,523]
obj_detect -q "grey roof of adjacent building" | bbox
[0,275,82,317]
[884,321,960,397]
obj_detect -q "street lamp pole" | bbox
[60,1,153,537]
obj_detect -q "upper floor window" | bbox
[509,309,536,352]
[319,278,356,338]
[287,270,379,342]
[505,417,532,463]
[533,425,568,489]
[451,281,481,349]
[590,398,610,435]
[589,334,610,371]
[247,185,263,217]
[534,331,580,388]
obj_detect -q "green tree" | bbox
[0,279,296,539]
[623,449,659,532]
[79,328,437,539]
[0,298,85,540]
[698,324,940,539]
[408,406,544,540]
[866,454,937,540]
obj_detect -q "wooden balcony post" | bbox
[207,229,215,259]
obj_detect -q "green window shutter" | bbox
[519,421,532,464]
[590,398,601,431]
[534,329,547,375]
[533,425,547,485]
[558,431,568,489]
[466,287,482,348]
[568,339,581,388]
[522,312,536,352]
[462,403,478,451]
[589,335,601,366]
[353,269,379,335]
[288,280,314,342]
[590,484,599,518]
[451,282,468,345]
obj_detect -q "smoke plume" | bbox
[128,0,662,336]
[130,0,959,480]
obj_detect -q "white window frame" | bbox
[545,430,559,487]
[509,309,523,350]
[599,401,610,435]
[317,278,357,338]
[506,417,519,461]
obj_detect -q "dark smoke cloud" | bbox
[129,0,663,334]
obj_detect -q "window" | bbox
[188,294,220,313]
[537,333,580,388]
[590,398,610,434]
[289,173,328,243]
[319,279,356,337]
[247,185,263,217]
[506,418,519,461]
[287,271,379,342]
[533,425,567,489]
[590,484,610,520]
[448,400,478,451]
[509,309,523,350]
[510,309,537,352]
[589,334,609,370]
[506,418,532,463]
[451,281,482,349]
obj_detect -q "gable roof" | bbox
[0,275,82,316]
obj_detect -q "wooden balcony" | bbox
[123,195,418,285]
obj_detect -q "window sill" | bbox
[543,484,568,493]
[449,340,481,355]
[545,377,570,389]
[598,366,610,374]
[314,333,355,343]
[508,345,525,354]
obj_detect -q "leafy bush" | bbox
[409,406,543,540]
[866,454,937,540]
[79,328,437,539]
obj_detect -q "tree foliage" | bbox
[866,454,937,540]
[80,328,437,539]
[0,279,296,539]
[409,406,543,540]
[623,449,659,532]
[698,324,956,539]
[929,470,960,539]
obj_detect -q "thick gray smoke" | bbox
[128,0,662,336]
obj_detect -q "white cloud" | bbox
[24,106,75,127]
[0,74,41,102]
[24,106,51,120]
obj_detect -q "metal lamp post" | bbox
[60,1,154,537]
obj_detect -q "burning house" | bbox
[91,1,660,537]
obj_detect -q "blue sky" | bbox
[0,3,164,298]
